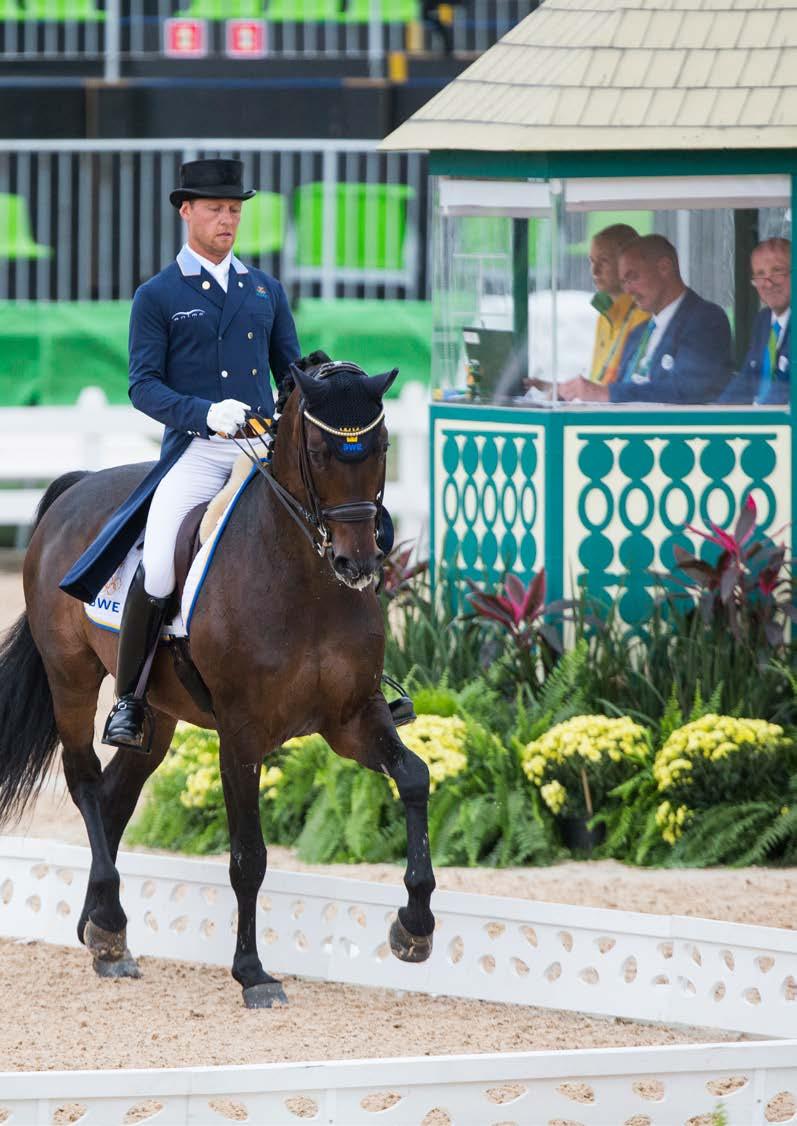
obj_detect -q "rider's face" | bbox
[180,198,242,264]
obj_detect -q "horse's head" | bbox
[272,352,397,589]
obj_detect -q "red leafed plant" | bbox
[465,569,563,684]
[379,540,429,601]
[670,493,795,649]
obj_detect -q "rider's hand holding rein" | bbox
[207,399,250,438]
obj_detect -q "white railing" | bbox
[0,2,538,71]
[2,837,797,1125]
[2,837,795,1039]
[0,138,427,303]
[2,1041,797,1125]
[0,380,429,545]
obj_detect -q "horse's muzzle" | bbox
[332,551,383,590]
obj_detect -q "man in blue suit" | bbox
[61,159,300,750]
[720,238,790,406]
[560,235,732,405]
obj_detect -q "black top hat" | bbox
[170,159,256,209]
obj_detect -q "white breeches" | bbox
[142,437,241,598]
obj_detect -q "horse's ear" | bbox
[291,365,317,400]
[365,368,398,402]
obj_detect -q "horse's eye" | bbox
[308,446,328,468]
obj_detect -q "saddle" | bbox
[168,453,255,716]
[173,453,252,603]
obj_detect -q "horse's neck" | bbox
[270,409,306,501]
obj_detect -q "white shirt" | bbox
[641,291,687,366]
[183,243,232,293]
[771,307,790,345]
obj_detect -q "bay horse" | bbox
[0,356,435,1007]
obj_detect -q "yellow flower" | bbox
[394,714,469,794]
[541,780,567,814]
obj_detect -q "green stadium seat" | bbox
[176,0,266,16]
[0,194,52,260]
[339,0,419,22]
[265,0,339,21]
[459,215,551,270]
[234,192,285,256]
[293,182,414,271]
[22,0,104,18]
[568,210,655,255]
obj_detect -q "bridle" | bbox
[232,382,387,566]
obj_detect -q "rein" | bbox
[232,399,386,564]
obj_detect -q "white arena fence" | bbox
[0,381,429,546]
[1,838,797,1124]
[2,837,796,1040]
[0,138,428,302]
[2,1041,797,1126]
[0,0,538,73]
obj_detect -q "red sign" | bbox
[226,19,267,59]
[163,18,208,60]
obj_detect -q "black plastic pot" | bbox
[558,816,606,854]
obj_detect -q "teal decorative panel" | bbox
[563,425,793,625]
[433,416,546,596]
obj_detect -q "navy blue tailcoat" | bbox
[720,307,791,405]
[60,247,300,602]
[610,288,733,405]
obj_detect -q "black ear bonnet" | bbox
[291,361,398,462]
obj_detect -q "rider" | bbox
[99,159,300,750]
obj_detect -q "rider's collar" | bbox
[177,245,249,277]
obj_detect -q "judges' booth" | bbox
[417,171,793,620]
[379,0,797,622]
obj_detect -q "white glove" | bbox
[207,399,250,437]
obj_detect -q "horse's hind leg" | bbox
[218,729,287,1009]
[326,695,436,962]
[76,710,176,956]
[44,659,134,972]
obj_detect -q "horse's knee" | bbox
[392,749,430,806]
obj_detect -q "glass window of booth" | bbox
[432,174,792,410]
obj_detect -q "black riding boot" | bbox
[103,563,169,753]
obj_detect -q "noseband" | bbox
[234,397,386,566]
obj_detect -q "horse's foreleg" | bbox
[327,696,436,962]
[219,733,287,1008]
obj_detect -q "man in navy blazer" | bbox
[560,235,732,405]
[61,159,300,749]
[720,238,790,406]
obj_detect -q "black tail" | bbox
[0,615,60,824]
[0,470,88,824]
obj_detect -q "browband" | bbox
[302,407,385,439]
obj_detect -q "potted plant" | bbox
[521,714,650,853]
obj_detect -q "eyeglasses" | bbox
[751,268,789,286]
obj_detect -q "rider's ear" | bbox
[365,368,399,401]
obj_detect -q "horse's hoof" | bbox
[85,920,141,979]
[92,953,142,979]
[389,915,433,963]
[242,982,289,1009]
